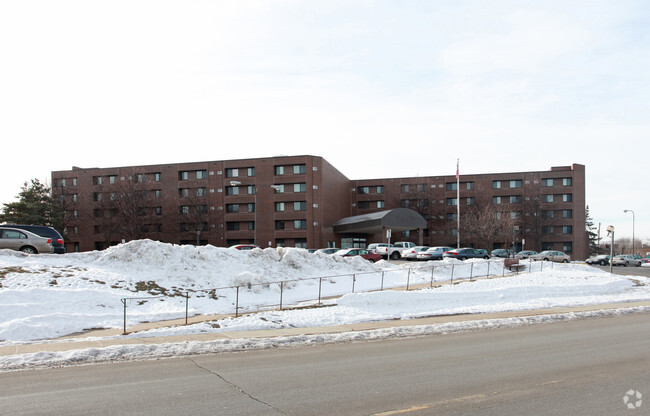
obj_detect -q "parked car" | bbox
[334,248,381,263]
[442,248,490,260]
[585,254,610,266]
[417,246,455,261]
[642,255,650,264]
[367,243,390,255]
[314,248,340,255]
[400,246,430,260]
[611,254,642,267]
[529,250,571,263]
[0,224,65,254]
[0,227,54,254]
[229,244,261,250]
[515,250,538,260]
[490,249,513,258]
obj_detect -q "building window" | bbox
[275,166,285,175]
[226,222,239,231]
[294,201,306,211]
[358,186,370,194]
[276,202,285,211]
[446,182,457,191]
[510,195,522,204]
[446,213,457,221]
[293,164,306,174]
[155,206,162,216]
[510,211,522,219]
[294,220,307,229]
[196,187,207,197]
[93,193,102,202]
[226,186,239,195]
[294,238,307,248]
[465,182,475,190]
[226,168,239,178]
[542,178,554,187]
[563,209,572,218]
[563,226,573,234]
[274,184,285,193]
[275,220,285,230]
[401,200,409,208]
[562,178,572,186]
[493,196,502,204]
[247,167,255,177]
[196,170,207,179]
[563,242,573,253]
[509,180,522,188]
[543,194,554,203]
[294,183,306,192]
[377,186,384,194]
[492,180,502,189]
[247,203,255,213]
[563,194,572,202]
[226,204,239,213]
[542,210,554,218]
[377,200,385,208]
[152,172,161,182]
[93,176,103,185]
[358,201,369,209]
[446,198,457,206]
[543,226,554,234]
[401,184,409,192]
[179,171,189,180]
[248,221,255,230]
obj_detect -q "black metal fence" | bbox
[119,258,566,334]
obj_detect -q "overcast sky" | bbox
[1,0,648,241]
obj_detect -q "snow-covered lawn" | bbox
[1,240,649,370]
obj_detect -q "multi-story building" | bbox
[52,156,587,259]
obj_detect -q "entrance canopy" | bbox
[333,208,427,234]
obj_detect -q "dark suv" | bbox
[0,224,66,253]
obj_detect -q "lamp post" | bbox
[623,209,635,255]
[230,181,281,246]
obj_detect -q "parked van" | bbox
[0,224,66,253]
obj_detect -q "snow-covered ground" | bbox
[1,240,649,371]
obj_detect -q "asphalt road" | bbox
[1,312,649,416]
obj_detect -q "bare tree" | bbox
[178,192,210,245]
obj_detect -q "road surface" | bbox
[1,312,648,415]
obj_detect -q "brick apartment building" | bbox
[51,156,587,259]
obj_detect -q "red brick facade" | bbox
[52,157,587,259]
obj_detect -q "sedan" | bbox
[417,246,455,261]
[611,255,642,267]
[400,246,430,260]
[585,254,609,266]
[490,249,513,258]
[515,250,538,260]
[334,248,382,263]
[442,248,490,260]
[314,248,341,255]
[229,244,261,250]
[529,250,571,263]
[0,227,54,254]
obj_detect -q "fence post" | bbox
[352,274,356,293]
[121,298,127,335]
[381,271,385,291]
[470,263,474,281]
[430,265,435,288]
[280,281,284,310]
[406,268,411,291]
[487,261,490,278]
[451,264,454,284]
[235,286,240,317]
[185,292,189,325]
[318,277,323,304]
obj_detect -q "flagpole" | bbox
[456,159,460,249]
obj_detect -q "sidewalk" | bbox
[2,300,649,357]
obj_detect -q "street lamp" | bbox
[623,209,635,255]
[229,181,281,246]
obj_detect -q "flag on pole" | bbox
[456,159,459,178]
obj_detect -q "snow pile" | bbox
[1,239,650,370]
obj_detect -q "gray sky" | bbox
[1,0,648,240]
